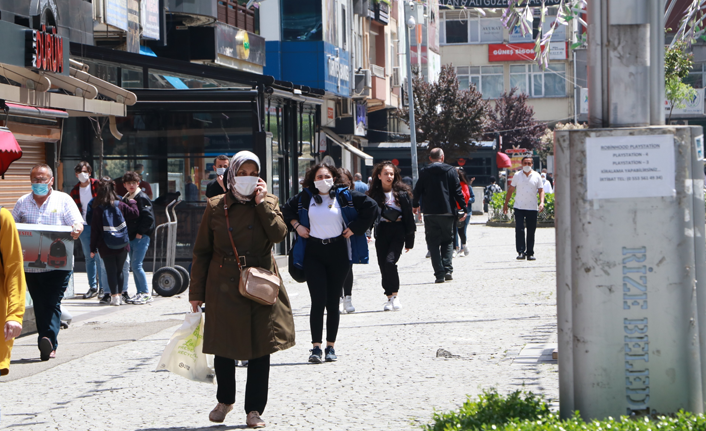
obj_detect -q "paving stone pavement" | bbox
[0,223,558,431]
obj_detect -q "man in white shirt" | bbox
[12,164,83,361]
[503,156,545,261]
[540,173,553,194]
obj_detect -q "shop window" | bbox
[281,0,322,41]
[510,63,566,98]
[686,64,705,88]
[440,12,501,45]
[456,65,503,99]
[121,67,144,88]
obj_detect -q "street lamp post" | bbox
[404,1,419,187]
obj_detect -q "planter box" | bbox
[486,220,555,228]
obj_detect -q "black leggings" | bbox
[304,239,350,344]
[214,354,270,413]
[341,267,353,297]
[375,222,406,296]
[102,249,128,295]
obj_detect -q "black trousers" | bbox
[514,209,538,256]
[424,215,455,278]
[341,266,353,297]
[375,222,405,296]
[26,270,71,351]
[214,354,270,414]
[102,249,128,295]
[304,239,350,344]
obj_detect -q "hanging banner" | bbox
[354,101,367,137]
[141,0,161,40]
[439,0,561,7]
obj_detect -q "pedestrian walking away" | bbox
[503,156,545,261]
[283,162,378,364]
[483,176,502,214]
[0,205,26,376]
[11,164,84,361]
[540,172,553,194]
[353,172,369,194]
[190,151,295,428]
[122,171,156,305]
[338,168,357,314]
[69,161,103,299]
[412,148,467,283]
[90,178,139,306]
[453,168,474,258]
[206,154,230,199]
[368,161,415,311]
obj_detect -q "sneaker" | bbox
[435,277,445,284]
[425,250,431,258]
[383,299,394,311]
[527,255,537,261]
[83,287,98,299]
[324,346,337,362]
[339,297,346,314]
[517,252,527,260]
[99,293,111,305]
[39,337,53,361]
[456,249,465,258]
[463,245,470,257]
[209,403,233,423]
[343,295,355,313]
[246,411,266,428]
[121,291,131,304]
[445,273,453,281]
[309,346,323,364]
[98,288,104,297]
[391,295,402,310]
[110,295,121,306]
[452,249,458,258]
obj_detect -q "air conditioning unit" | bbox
[337,99,352,117]
[392,67,401,87]
[361,69,372,88]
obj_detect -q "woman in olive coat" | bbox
[189,151,295,428]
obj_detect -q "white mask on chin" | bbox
[314,179,334,194]
[233,176,259,196]
[523,166,532,173]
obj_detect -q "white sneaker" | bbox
[339,297,346,314]
[110,295,121,306]
[452,249,459,258]
[463,245,470,256]
[343,295,355,313]
[383,299,393,311]
[391,295,402,310]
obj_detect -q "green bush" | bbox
[423,389,706,431]
[488,192,554,222]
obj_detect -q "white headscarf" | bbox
[227,151,261,202]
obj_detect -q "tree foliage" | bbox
[487,88,547,153]
[665,41,698,122]
[397,65,488,159]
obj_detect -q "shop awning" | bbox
[321,127,374,166]
[496,152,512,169]
[0,126,22,178]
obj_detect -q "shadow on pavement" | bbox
[136,426,246,430]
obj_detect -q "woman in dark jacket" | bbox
[368,161,415,311]
[90,178,139,306]
[189,151,295,428]
[282,162,379,364]
[121,171,156,305]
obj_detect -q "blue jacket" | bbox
[282,187,380,270]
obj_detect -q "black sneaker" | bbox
[435,277,445,283]
[308,347,323,364]
[516,253,527,260]
[325,346,337,362]
[83,287,98,299]
[99,294,111,305]
[122,291,131,304]
[444,273,453,281]
[527,255,537,261]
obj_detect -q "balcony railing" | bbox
[371,64,386,78]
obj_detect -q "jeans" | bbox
[129,236,150,294]
[215,354,270,413]
[78,226,102,290]
[103,249,129,295]
[375,222,406,296]
[26,270,71,351]
[424,215,455,278]
[99,251,129,294]
[454,214,471,249]
[514,209,538,256]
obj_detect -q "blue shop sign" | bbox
[323,43,350,97]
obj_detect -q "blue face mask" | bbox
[32,183,49,196]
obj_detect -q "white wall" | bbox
[259,0,281,41]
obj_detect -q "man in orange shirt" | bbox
[0,205,26,376]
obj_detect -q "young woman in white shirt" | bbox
[368,161,416,311]
[282,163,378,363]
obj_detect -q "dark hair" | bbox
[74,161,92,174]
[456,167,469,185]
[429,148,444,161]
[490,176,496,183]
[122,171,141,184]
[301,162,345,203]
[214,155,229,164]
[95,177,119,207]
[339,168,354,190]
[135,163,144,169]
[522,156,533,163]
[368,161,412,207]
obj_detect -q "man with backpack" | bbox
[484,176,502,213]
[12,164,83,361]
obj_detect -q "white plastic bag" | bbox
[156,309,215,384]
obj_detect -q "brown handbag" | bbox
[224,202,280,306]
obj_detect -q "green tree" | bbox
[397,65,488,160]
[487,88,546,154]
[665,41,698,122]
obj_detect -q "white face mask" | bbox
[216,167,227,176]
[523,165,532,173]
[78,172,90,183]
[314,178,334,194]
[233,176,259,196]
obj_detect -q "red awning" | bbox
[496,152,512,168]
[0,127,22,178]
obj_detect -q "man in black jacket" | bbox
[413,148,467,283]
[205,155,230,199]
